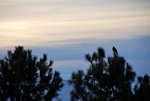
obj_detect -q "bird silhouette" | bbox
[112,46,118,55]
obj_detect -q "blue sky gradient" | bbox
[0,36,150,80]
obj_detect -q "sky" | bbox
[0,0,150,80]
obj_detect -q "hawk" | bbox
[112,46,118,55]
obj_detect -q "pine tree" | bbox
[69,47,136,101]
[134,74,150,101]
[0,46,64,101]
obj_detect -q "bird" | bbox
[112,46,118,55]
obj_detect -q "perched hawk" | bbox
[112,46,118,54]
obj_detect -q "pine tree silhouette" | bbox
[0,46,64,101]
[69,47,138,101]
[134,74,150,101]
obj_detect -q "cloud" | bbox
[54,60,88,68]
[0,0,150,47]
[52,60,89,80]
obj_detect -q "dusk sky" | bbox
[0,0,150,80]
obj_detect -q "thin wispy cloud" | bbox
[0,0,150,47]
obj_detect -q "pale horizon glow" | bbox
[0,0,150,47]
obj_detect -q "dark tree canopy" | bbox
[134,74,150,101]
[0,46,64,101]
[69,47,150,101]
